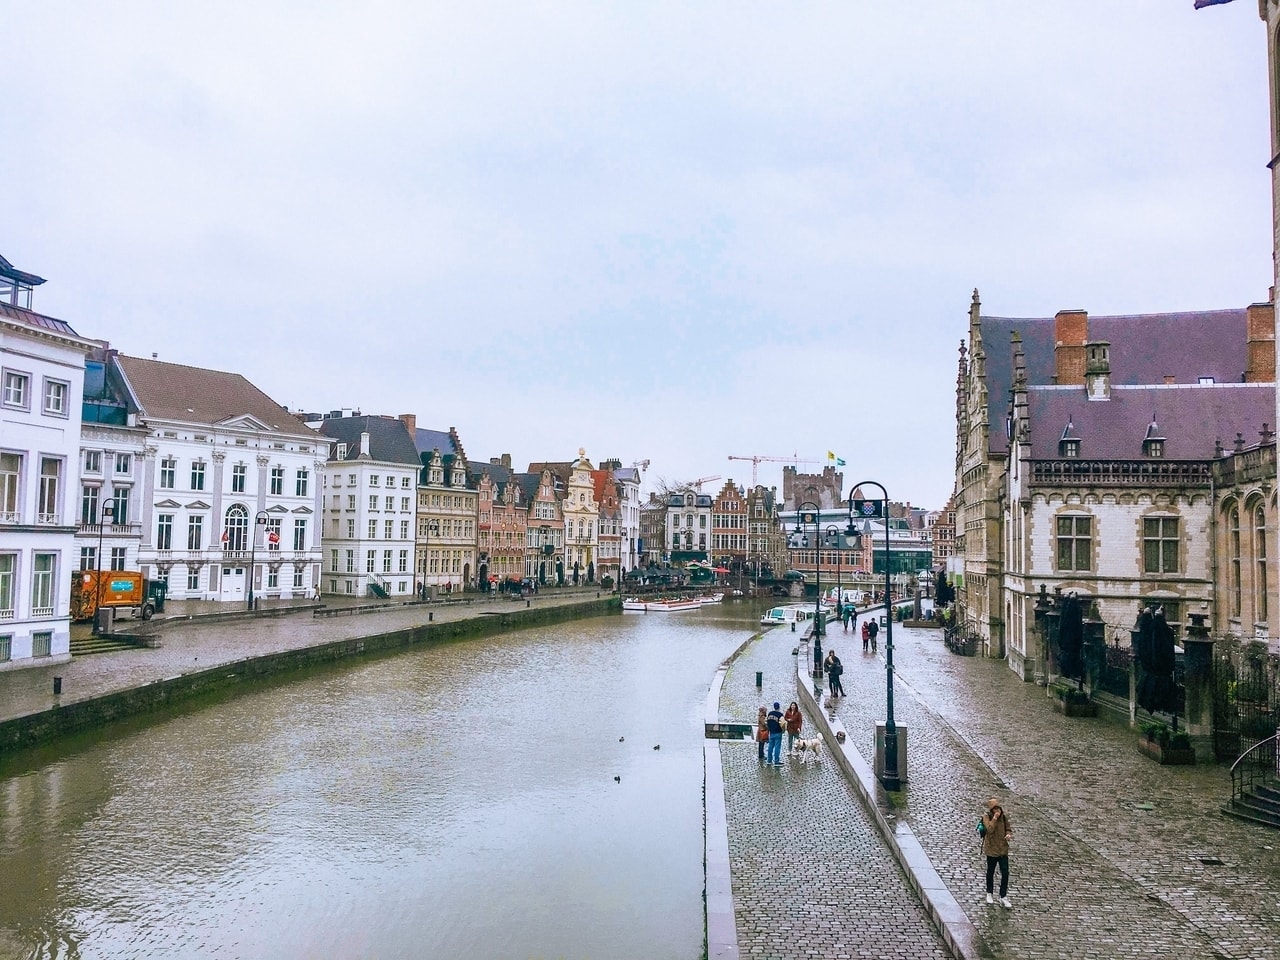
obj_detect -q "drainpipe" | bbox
[1207,471,1216,633]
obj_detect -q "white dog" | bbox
[792,737,823,762]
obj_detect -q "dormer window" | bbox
[1058,417,1081,459]
[1061,440,1080,459]
[1143,417,1166,458]
[336,443,347,460]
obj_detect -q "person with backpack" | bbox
[979,797,1014,908]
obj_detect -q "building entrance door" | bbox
[219,566,245,603]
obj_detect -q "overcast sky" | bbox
[3,1,1268,508]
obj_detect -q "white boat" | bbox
[696,593,725,605]
[760,603,822,627]
[622,597,703,612]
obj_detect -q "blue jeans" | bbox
[767,732,783,764]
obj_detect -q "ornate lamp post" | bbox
[825,524,844,625]
[849,481,901,791]
[423,519,440,596]
[793,501,823,677]
[92,499,115,635]
[247,510,269,611]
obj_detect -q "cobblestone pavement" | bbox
[825,613,1280,960]
[719,629,950,960]
[0,590,604,726]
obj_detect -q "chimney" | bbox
[359,431,371,459]
[398,413,417,435]
[1053,310,1088,385]
[1084,341,1111,401]
[502,453,512,470]
[1245,302,1275,383]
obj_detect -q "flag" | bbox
[852,499,882,518]
[221,529,229,543]
[1193,0,1235,7]
[827,451,846,467]
[267,529,280,545]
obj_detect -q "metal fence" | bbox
[1212,643,1280,765]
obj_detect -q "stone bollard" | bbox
[53,676,62,695]
[428,612,433,622]
[755,671,762,688]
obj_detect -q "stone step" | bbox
[70,637,136,657]
[1224,800,1280,830]
[1255,783,1280,804]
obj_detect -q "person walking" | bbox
[980,797,1014,908]
[843,605,853,632]
[824,650,845,697]
[783,701,803,753]
[868,618,879,653]
[765,702,785,765]
[756,706,769,761]
[861,620,870,653]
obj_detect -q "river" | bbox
[0,605,760,960]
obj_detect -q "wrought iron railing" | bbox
[1230,732,1278,807]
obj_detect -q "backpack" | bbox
[976,819,987,839]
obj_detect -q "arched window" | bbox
[1229,506,1241,619]
[1254,504,1268,623]
[224,504,248,552]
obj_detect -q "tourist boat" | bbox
[622,597,703,612]
[759,603,834,627]
[696,592,725,605]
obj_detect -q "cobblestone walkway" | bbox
[825,614,1280,960]
[719,630,949,960]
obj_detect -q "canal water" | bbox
[0,605,760,960]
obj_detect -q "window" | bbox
[330,549,339,571]
[32,631,52,658]
[346,519,355,538]
[336,443,348,460]
[384,520,393,539]
[348,474,356,486]
[1255,505,1269,623]
[188,569,201,591]
[2,371,28,408]
[110,547,127,571]
[401,477,411,489]
[293,519,307,552]
[368,519,377,538]
[0,554,13,616]
[271,466,284,495]
[346,550,355,573]
[157,513,174,550]
[81,485,100,525]
[84,450,102,474]
[110,487,129,525]
[293,569,304,589]
[42,379,68,416]
[400,520,410,540]
[0,452,18,521]
[386,476,395,487]
[32,553,55,615]
[348,495,356,510]
[223,506,248,551]
[367,550,376,573]
[399,549,408,573]
[383,550,393,573]
[159,457,176,489]
[232,464,247,493]
[188,516,204,550]
[38,457,61,523]
[385,496,394,511]
[369,495,378,511]
[191,461,206,491]
[1056,515,1092,571]
[80,546,96,570]
[0,635,10,662]
[114,453,131,475]
[1230,506,1242,618]
[266,518,282,550]
[401,497,410,512]
[1062,440,1080,459]
[295,469,309,497]
[267,569,279,589]
[1142,517,1179,574]
[370,475,380,487]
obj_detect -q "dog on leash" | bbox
[792,737,823,762]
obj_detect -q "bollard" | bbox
[428,612,433,622]
[755,671,763,688]
[791,622,796,632]
[526,600,530,608]
[53,676,62,695]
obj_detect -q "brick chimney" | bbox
[1244,302,1276,383]
[1054,309,1088,385]
[398,413,417,435]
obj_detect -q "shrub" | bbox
[1054,685,1090,705]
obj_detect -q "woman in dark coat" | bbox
[824,650,845,697]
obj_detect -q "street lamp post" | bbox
[849,481,901,791]
[793,501,823,678]
[247,510,269,611]
[93,499,115,635]
[825,524,843,627]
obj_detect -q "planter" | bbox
[1137,737,1196,765]
[1052,698,1098,718]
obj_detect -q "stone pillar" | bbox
[1083,602,1106,698]
[1182,612,1216,761]
[1044,587,1063,684]
[1032,584,1052,685]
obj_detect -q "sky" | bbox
[2,1,1270,509]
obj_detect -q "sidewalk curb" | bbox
[703,658,741,960]
[794,640,993,960]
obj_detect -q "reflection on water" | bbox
[0,607,759,960]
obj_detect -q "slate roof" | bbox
[980,308,1249,455]
[412,427,457,459]
[511,472,549,507]
[1028,382,1275,460]
[115,354,305,432]
[318,416,421,466]
[0,300,83,340]
[470,459,513,486]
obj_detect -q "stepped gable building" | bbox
[639,492,667,567]
[401,417,476,593]
[115,355,329,605]
[955,291,1277,676]
[470,454,527,587]
[529,453,600,583]
[710,479,748,573]
[317,415,419,599]
[512,468,563,583]
[590,466,622,584]
[1,253,94,667]
[744,485,785,581]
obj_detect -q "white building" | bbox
[317,415,420,598]
[0,254,93,668]
[667,491,713,564]
[605,459,646,575]
[110,355,329,604]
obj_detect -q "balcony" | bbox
[78,521,143,537]
[37,513,60,525]
[0,511,17,524]
[0,608,13,621]
[32,606,54,618]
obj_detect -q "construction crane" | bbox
[691,475,721,491]
[727,454,824,486]
[631,459,650,472]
